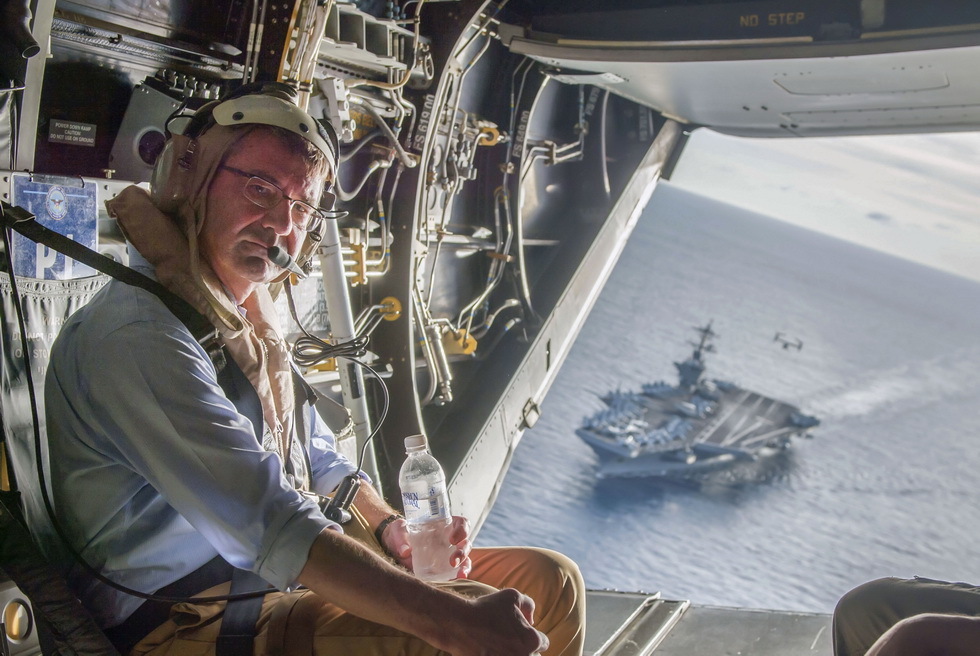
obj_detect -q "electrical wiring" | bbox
[283,281,388,473]
[284,281,370,367]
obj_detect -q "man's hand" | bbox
[443,588,549,656]
[382,515,473,579]
[300,529,547,656]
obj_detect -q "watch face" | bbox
[45,186,68,220]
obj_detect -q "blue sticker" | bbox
[10,176,98,279]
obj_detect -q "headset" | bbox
[151,82,343,277]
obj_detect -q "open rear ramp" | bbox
[585,590,832,656]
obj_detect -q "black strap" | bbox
[102,358,277,653]
[217,355,264,443]
[0,285,18,495]
[216,568,268,656]
[0,203,225,370]
[102,555,235,653]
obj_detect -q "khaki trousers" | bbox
[832,576,980,656]
[130,508,585,656]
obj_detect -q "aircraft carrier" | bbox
[578,323,819,479]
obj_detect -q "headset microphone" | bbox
[268,246,308,279]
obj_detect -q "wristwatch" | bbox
[374,513,403,546]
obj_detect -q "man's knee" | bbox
[835,577,907,623]
[517,548,584,602]
[528,548,582,582]
[471,547,584,616]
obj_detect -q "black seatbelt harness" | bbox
[2,202,269,651]
[0,202,225,371]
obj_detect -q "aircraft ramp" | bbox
[585,590,832,656]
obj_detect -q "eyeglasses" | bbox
[219,165,336,232]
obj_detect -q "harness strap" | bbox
[0,204,225,370]
[216,568,268,656]
[0,438,15,494]
[102,556,234,653]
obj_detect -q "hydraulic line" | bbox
[459,186,513,335]
[368,199,389,270]
[452,0,510,61]
[349,95,417,168]
[471,298,520,340]
[452,62,535,335]
[335,158,393,202]
[513,171,537,321]
[601,89,611,196]
[340,129,382,162]
[413,291,441,406]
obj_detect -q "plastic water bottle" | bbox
[398,434,456,582]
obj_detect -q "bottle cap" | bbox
[404,434,427,452]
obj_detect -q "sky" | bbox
[667,129,980,283]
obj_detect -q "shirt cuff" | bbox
[254,496,336,590]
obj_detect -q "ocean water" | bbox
[478,181,980,614]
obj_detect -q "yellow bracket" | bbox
[311,359,338,372]
[381,296,402,321]
[443,328,477,355]
[478,126,502,147]
[350,242,368,287]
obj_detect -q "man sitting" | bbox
[30,83,585,655]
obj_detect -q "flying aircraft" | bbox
[774,332,804,351]
[5,1,980,654]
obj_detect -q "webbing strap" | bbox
[0,203,225,369]
[216,568,268,656]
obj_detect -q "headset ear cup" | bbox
[150,134,194,212]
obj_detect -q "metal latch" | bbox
[521,399,541,429]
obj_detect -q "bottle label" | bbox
[402,486,449,520]
[426,487,442,517]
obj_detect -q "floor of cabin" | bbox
[585,590,833,656]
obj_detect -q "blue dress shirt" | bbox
[40,250,358,628]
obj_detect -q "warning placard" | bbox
[48,119,97,147]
